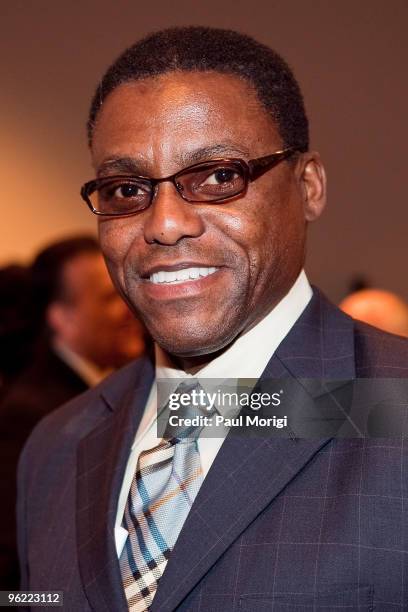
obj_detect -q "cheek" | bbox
[219,197,278,274]
[240,187,306,293]
[98,219,130,260]
[98,219,140,285]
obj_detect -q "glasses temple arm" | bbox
[248,148,297,181]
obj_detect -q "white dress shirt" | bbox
[114,270,313,557]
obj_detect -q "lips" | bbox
[137,261,224,299]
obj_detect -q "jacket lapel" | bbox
[76,358,154,612]
[151,290,357,611]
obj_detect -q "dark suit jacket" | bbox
[0,344,88,588]
[17,291,408,611]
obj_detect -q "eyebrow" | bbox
[97,157,146,177]
[96,142,251,178]
[180,143,251,165]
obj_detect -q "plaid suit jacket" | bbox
[17,289,408,611]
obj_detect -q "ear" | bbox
[297,151,327,222]
[46,301,74,340]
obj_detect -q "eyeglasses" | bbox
[80,147,297,217]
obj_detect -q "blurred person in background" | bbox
[1,235,147,417]
[0,234,147,588]
[340,288,408,337]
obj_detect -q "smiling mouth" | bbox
[149,266,219,285]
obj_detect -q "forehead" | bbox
[91,71,281,171]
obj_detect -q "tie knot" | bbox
[162,379,214,442]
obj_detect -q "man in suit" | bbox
[17,27,408,611]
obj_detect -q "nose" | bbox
[143,181,205,245]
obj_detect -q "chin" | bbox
[151,321,242,360]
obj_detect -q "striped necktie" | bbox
[119,381,210,611]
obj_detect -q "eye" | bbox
[203,168,240,185]
[94,178,152,214]
[179,163,245,201]
[116,183,139,198]
[111,182,147,200]
[99,179,151,202]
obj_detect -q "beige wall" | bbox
[1,0,407,301]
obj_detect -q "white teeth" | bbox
[177,269,190,281]
[150,266,218,284]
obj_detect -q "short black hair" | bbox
[87,26,309,152]
[31,235,99,315]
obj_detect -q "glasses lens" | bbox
[177,162,246,201]
[90,178,152,214]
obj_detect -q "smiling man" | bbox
[18,27,408,611]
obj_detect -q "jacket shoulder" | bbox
[354,320,408,376]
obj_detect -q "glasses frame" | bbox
[80,147,298,217]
